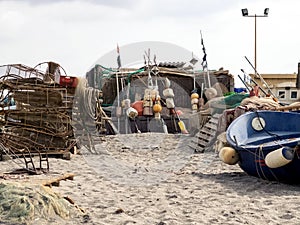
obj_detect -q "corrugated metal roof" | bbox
[158,62,186,68]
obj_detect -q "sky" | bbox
[0,0,300,87]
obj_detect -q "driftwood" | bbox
[42,173,75,187]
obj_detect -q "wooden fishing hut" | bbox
[86,63,234,134]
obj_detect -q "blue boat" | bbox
[226,110,300,183]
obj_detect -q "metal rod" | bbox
[237,74,251,93]
[254,14,257,73]
[241,69,268,96]
[244,56,277,98]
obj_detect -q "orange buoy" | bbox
[153,103,162,113]
[191,93,199,99]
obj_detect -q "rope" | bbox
[254,111,281,140]
[255,145,269,180]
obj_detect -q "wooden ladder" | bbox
[189,113,221,153]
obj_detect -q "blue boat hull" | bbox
[237,148,300,183]
[226,110,300,183]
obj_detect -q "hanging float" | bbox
[265,147,294,169]
[191,92,199,112]
[218,147,239,165]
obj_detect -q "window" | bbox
[278,90,286,99]
[291,91,298,99]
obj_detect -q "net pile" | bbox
[0,182,77,224]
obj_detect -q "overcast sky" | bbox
[1,0,299,87]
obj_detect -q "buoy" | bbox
[161,119,168,134]
[151,89,159,101]
[123,99,131,108]
[191,93,199,99]
[176,110,183,116]
[131,101,143,116]
[166,98,175,108]
[153,103,162,113]
[191,98,199,104]
[191,104,198,110]
[165,77,171,88]
[265,147,294,168]
[163,88,175,98]
[116,106,122,117]
[219,147,239,165]
[126,107,138,119]
[153,103,162,119]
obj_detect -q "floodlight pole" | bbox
[254,14,257,72]
[242,8,269,74]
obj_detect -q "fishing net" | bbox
[0,182,78,224]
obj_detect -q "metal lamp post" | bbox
[241,8,269,74]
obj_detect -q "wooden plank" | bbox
[191,113,221,153]
[199,127,215,135]
[191,139,202,145]
[195,132,211,140]
[204,123,217,130]
[188,142,204,153]
[0,151,71,161]
[196,139,209,147]
[42,173,75,187]
[208,118,219,124]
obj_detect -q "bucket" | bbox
[265,147,294,168]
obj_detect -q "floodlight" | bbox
[264,8,269,16]
[241,8,248,16]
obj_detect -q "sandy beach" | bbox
[1,133,300,225]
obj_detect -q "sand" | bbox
[1,133,300,225]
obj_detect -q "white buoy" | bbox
[265,147,294,168]
[219,147,239,165]
[162,124,168,134]
[126,107,138,119]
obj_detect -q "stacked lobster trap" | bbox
[0,62,78,173]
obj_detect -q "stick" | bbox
[200,83,204,98]
[200,30,211,88]
[237,75,251,93]
[244,56,277,98]
[174,107,188,134]
[241,69,268,96]
[250,77,268,96]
